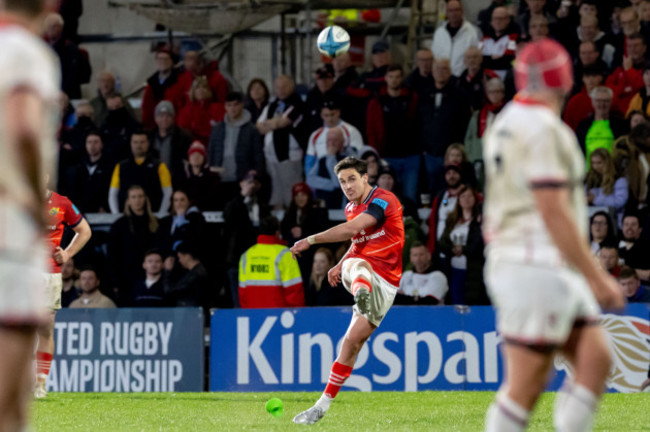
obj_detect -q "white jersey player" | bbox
[482,39,624,432]
[0,0,60,429]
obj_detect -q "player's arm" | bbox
[54,218,92,265]
[532,186,624,309]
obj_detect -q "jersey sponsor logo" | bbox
[372,198,388,210]
[351,229,386,244]
[49,207,61,216]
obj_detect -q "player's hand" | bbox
[54,247,70,265]
[590,272,626,311]
[290,239,310,259]
[328,263,342,287]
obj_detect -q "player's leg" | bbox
[554,323,612,432]
[346,259,373,315]
[34,311,56,398]
[0,325,37,431]
[485,342,555,432]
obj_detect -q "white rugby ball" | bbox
[317,25,351,58]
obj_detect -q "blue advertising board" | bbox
[47,308,204,392]
[210,305,650,393]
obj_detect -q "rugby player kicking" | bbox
[290,157,404,425]
[482,38,625,432]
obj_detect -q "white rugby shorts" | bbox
[342,258,397,326]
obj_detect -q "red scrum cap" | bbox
[514,39,573,94]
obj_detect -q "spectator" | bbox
[280,182,329,250]
[629,109,649,128]
[617,265,650,301]
[419,58,472,193]
[607,33,646,115]
[477,0,507,34]
[305,99,363,174]
[208,91,265,204]
[66,130,113,213]
[100,94,141,163]
[431,0,481,77]
[43,13,91,99]
[332,52,359,96]
[131,249,166,307]
[394,242,448,305]
[156,189,206,260]
[60,259,79,308]
[306,248,351,306]
[608,1,626,39]
[564,65,606,131]
[179,142,221,211]
[90,72,135,127]
[577,86,628,165]
[108,131,173,214]
[586,148,629,224]
[59,0,83,43]
[612,7,650,67]
[58,101,96,185]
[306,128,354,208]
[528,14,550,42]
[573,14,616,68]
[444,143,478,188]
[571,41,609,96]
[162,242,209,307]
[305,65,337,133]
[178,76,226,144]
[59,91,76,132]
[426,164,465,254]
[238,216,305,308]
[405,49,434,99]
[438,184,488,305]
[359,146,381,185]
[626,61,650,118]
[590,210,618,254]
[257,75,307,209]
[517,0,557,41]
[149,100,193,182]
[107,186,159,304]
[178,51,229,105]
[599,243,622,276]
[141,49,183,131]
[366,65,420,203]
[69,267,116,309]
[458,46,498,111]
[619,213,650,275]
[627,123,650,204]
[244,78,270,123]
[375,164,420,225]
[465,77,506,164]
[481,7,520,79]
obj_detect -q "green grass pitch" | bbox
[33,391,650,431]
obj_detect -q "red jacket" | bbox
[178,100,225,144]
[563,87,596,131]
[141,69,184,131]
[606,66,643,116]
[177,61,229,105]
[366,87,418,156]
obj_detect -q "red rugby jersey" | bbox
[345,186,405,286]
[46,192,83,273]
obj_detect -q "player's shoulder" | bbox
[51,192,72,206]
[0,26,54,63]
[370,187,400,206]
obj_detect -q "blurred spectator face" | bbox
[459,187,476,211]
[630,112,647,128]
[97,72,116,98]
[627,37,647,63]
[249,82,268,102]
[127,188,146,213]
[364,154,379,178]
[274,76,294,100]
[130,134,150,158]
[155,112,175,131]
[579,3,597,17]
[491,7,511,33]
[446,148,463,165]
[463,47,482,72]
[433,59,452,86]
[385,69,403,90]
[61,259,75,281]
[590,153,605,174]
[326,128,345,155]
[316,76,334,94]
[632,0,643,11]
[377,173,395,191]
[372,50,391,68]
[612,6,623,28]
[332,52,352,73]
[526,0,545,15]
[446,1,463,28]
[409,245,432,273]
[143,253,163,276]
[106,95,124,111]
[591,90,612,117]
[486,81,506,105]
[172,191,190,215]
[183,51,199,74]
[85,134,103,158]
[579,42,599,66]
[622,215,642,240]
[239,177,260,197]
[44,13,63,42]
[188,151,205,168]
[155,52,173,74]
[321,107,341,128]
[194,81,213,102]
[445,169,461,188]
[529,16,549,41]
[177,251,194,270]
[312,251,332,277]
[641,1,650,22]
[75,103,93,120]
[79,270,100,294]
[590,214,608,241]
[415,50,433,76]
[620,9,641,36]
[582,73,603,93]
[580,16,599,42]
[619,275,641,297]
[294,191,309,209]
[225,99,244,120]
[599,247,619,272]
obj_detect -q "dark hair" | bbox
[5,0,45,17]
[78,265,99,279]
[618,265,639,280]
[131,130,149,140]
[628,32,646,45]
[599,240,619,251]
[410,241,427,251]
[386,64,404,75]
[589,211,616,244]
[86,130,103,141]
[144,249,163,259]
[226,91,244,103]
[246,78,270,104]
[623,212,641,225]
[176,242,199,260]
[445,184,481,230]
[260,216,280,236]
[334,157,368,176]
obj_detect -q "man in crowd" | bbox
[607,33,646,114]
[516,0,557,40]
[141,49,183,130]
[427,164,464,254]
[131,250,166,307]
[395,242,448,305]
[164,242,209,307]
[306,128,354,208]
[60,259,79,307]
[69,267,116,309]
[108,131,173,214]
[599,243,622,277]
[564,65,607,131]
[459,46,498,111]
[431,0,481,77]
[619,213,650,278]
[149,100,193,183]
[306,65,337,133]
[405,49,434,99]
[617,265,650,302]
[100,94,141,163]
[481,6,520,79]
[90,71,135,127]
[178,50,229,104]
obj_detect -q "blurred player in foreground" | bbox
[290,157,404,425]
[482,39,625,432]
[0,0,60,428]
[34,179,91,398]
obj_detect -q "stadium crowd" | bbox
[50,0,650,310]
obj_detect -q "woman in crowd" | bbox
[586,147,629,226]
[178,76,225,144]
[358,145,381,185]
[107,185,159,305]
[245,78,270,123]
[177,141,221,211]
[628,109,647,130]
[444,143,479,189]
[306,248,351,306]
[464,77,506,163]
[589,210,617,255]
[438,185,488,305]
[156,189,206,261]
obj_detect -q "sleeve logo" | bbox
[372,198,388,210]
